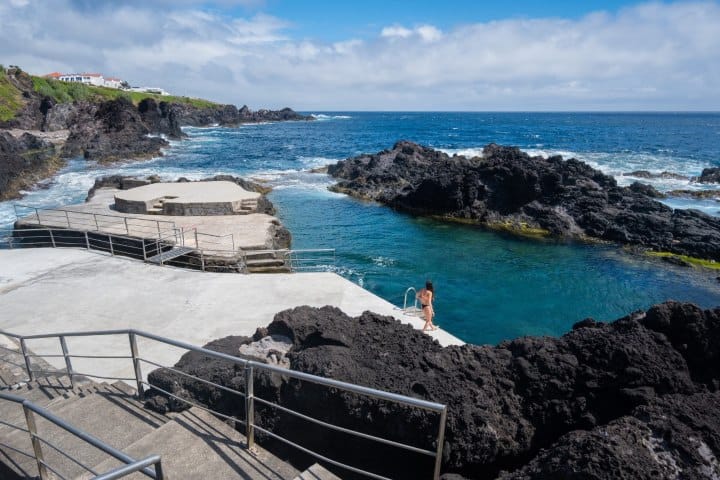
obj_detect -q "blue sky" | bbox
[235,0,637,41]
[1,0,719,110]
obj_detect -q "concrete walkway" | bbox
[0,248,463,382]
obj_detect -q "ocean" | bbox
[2,112,719,345]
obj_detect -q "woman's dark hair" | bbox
[425,280,434,293]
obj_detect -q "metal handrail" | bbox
[403,287,420,312]
[12,204,176,240]
[0,392,163,480]
[1,227,335,273]
[1,328,447,479]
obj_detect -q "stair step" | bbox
[14,387,164,479]
[247,266,293,274]
[294,463,343,480]
[146,246,196,264]
[245,258,286,268]
[83,407,299,480]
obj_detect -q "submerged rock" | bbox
[145,301,720,479]
[327,142,720,262]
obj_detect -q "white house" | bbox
[44,72,126,89]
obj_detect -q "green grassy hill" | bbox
[0,66,23,122]
[0,65,218,123]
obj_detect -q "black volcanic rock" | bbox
[0,131,61,200]
[698,167,720,184]
[498,391,720,479]
[328,141,720,262]
[61,97,168,162]
[173,103,312,127]
[145,302,720,479]
[137,98,184,139]
[623,170,689,181]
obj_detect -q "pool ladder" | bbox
[403,287,423,316]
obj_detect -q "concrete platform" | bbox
[114,181,259,216]
[0,249,463,384]
[16,187,277,253]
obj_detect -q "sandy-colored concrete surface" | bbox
[16,188,277,251]
[115,181,259,203]
[0,249,463,383]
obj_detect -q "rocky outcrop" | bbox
[698,167,720,184]
[60,97,168,162]
[623,170,688,181]
[144,301,720,479]
[0,131,62,200]
[497,391,720,480]
[137,98,183,139]
[327,141,720,262]
[173,103,312,127]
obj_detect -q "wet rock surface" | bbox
[328,141,720,261]
[145,301,720,479]
[0,131,61,200]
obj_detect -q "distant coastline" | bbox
[0,65,312,201]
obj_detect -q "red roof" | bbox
[44,72,62,78]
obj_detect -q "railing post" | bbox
[194,229,199,249]
[142,240,147,262]
[124,217,130,235]
[34,207,40,225]
[128,332,144,399]
[200,250,205,272]
[109,235,115,256]
[156,221,161,239]
[85,231,90,250]
[433,407,447,480]
[48,229,56,248]
[245,365,255,451]
[94,214,99,231]
[64,210,70,228]
[23,406,49,479]
[154,460,165,480]
[59,336,75,389]
[20,338,33,382]
[158,240,163,266]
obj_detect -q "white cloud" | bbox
[380,25,413,38]
[1,1,719,110]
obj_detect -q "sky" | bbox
[0,0,719,111]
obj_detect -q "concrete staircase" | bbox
[243,249,291,274]
[240,199,258,214]
[0,372,338,479]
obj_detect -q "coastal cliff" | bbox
[144,302,720,479]
[0,66,311,199]
[327,141,720,265]
[0,131,62,200]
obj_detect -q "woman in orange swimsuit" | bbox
[417,281,437,331]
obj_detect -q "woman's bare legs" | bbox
[422,305,436,331]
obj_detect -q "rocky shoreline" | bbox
[144,301,720,479]
[0,67,312,201]
[327,141,720,264]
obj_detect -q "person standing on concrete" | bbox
[417,280,437,331]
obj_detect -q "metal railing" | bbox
[0,227,336,273]
[0,328,447,480]
[0,391,164,480]
[403,287,423,316]
[13,205,177,241]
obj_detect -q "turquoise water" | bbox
[2,112,720,344]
